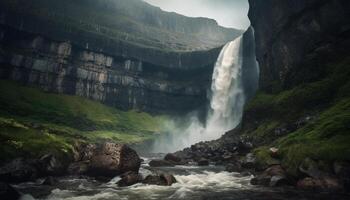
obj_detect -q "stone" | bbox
[0,158,38,183]
[250,165,288,187]
[42,176,57,186]
[149,160,174,167]
[241,153,256,169]
[297,177,343,191]
[197,159,209,166]
[164,153,182,164]
[333,161,350,189]
[142,174,177,186]
[269,147,279,158]
[69,142,141,178]
[39,154,65,176]
[225,162,242,173]
[299,158,325,179]
[269,175,288,187]
[0,182,21,200]
[117,171,142,187]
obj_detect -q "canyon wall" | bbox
[0,0,242,113]
[248,0,350,92]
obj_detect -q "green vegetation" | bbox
[0,80,165,161]
[245,57,350,175]
[0,0,237,52]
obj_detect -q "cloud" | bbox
[143,0,250,29]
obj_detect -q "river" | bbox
[14,155,350,200]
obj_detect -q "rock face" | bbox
[117,171,143,187]
[69,142,141,177]
[0,25,217,113]
[0,182,21,200]
[0,158,39,183]
[0,0,242,113]
[142,174,177,186]
[248,0,350,91]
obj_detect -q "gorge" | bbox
[0,0,349,200]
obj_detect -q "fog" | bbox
[143,0,250,29]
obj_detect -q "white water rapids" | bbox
[152,36,245,152]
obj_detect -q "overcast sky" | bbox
[143,0,250,30]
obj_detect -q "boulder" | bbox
[69,142,141,178]
[0,158,38,183]
[42,176,57,186]
[0,182,21,200]
[142,174,177,186]
[250,176,271,186]
[197,159,209,166]
[117,171,142,187]
[299,158,326,179]
[241,153,256,169]
[225,162,242,173]
[269,175,289,187]
[333,161,350,189]
[149,160,174,167]
[297,177,343,191]
[39,154,65,176]
[164,153,183,164]
[250,165,288,187]
[269,147,279,158]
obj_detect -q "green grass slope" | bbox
[243,57,350,175]
[0,80,165,161]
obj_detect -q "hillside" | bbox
[0,80,165,161]
[0,0,242,52]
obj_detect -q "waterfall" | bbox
[150,30,258,153]
[206,36,244,138]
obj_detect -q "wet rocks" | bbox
[142,174,177,186]
[297,177,343,191]
[241,153,256,169]
[197,159,209,166]
[38,154,65,176]
[164,153,184,165]
[42,176,58,186]
[0,158,39,183]
[299,158,329,179]
[0,182,21,200]
[333,161,350,189]
[250,165,289,187]
[149,160,174,167]
[117,171,143,187]
[225,162,242,173]
[69,142,141,178]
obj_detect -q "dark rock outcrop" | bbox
[0,182,21,200]
[117,171,143,187]
[297,177,343,191]
[0,158,39,183]
[149,160,174,167]
[69,142,141,178]
[248,0,350,91]
[250,165,289,187]
[142,174,177,186]
[0,0,242,113]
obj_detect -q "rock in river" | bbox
[69,142,141,178]
[142,174,177,186]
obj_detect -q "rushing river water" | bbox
[14,155,350,200]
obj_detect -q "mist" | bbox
[143,0,250,29]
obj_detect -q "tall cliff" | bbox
[0,0,242,113]
[178,0,350,187]
[249,0,350,92]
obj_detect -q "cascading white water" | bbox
[206,36,244,135]
[151,36,246,152]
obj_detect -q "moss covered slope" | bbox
[243,57,350,175]
[0,80,165,161]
